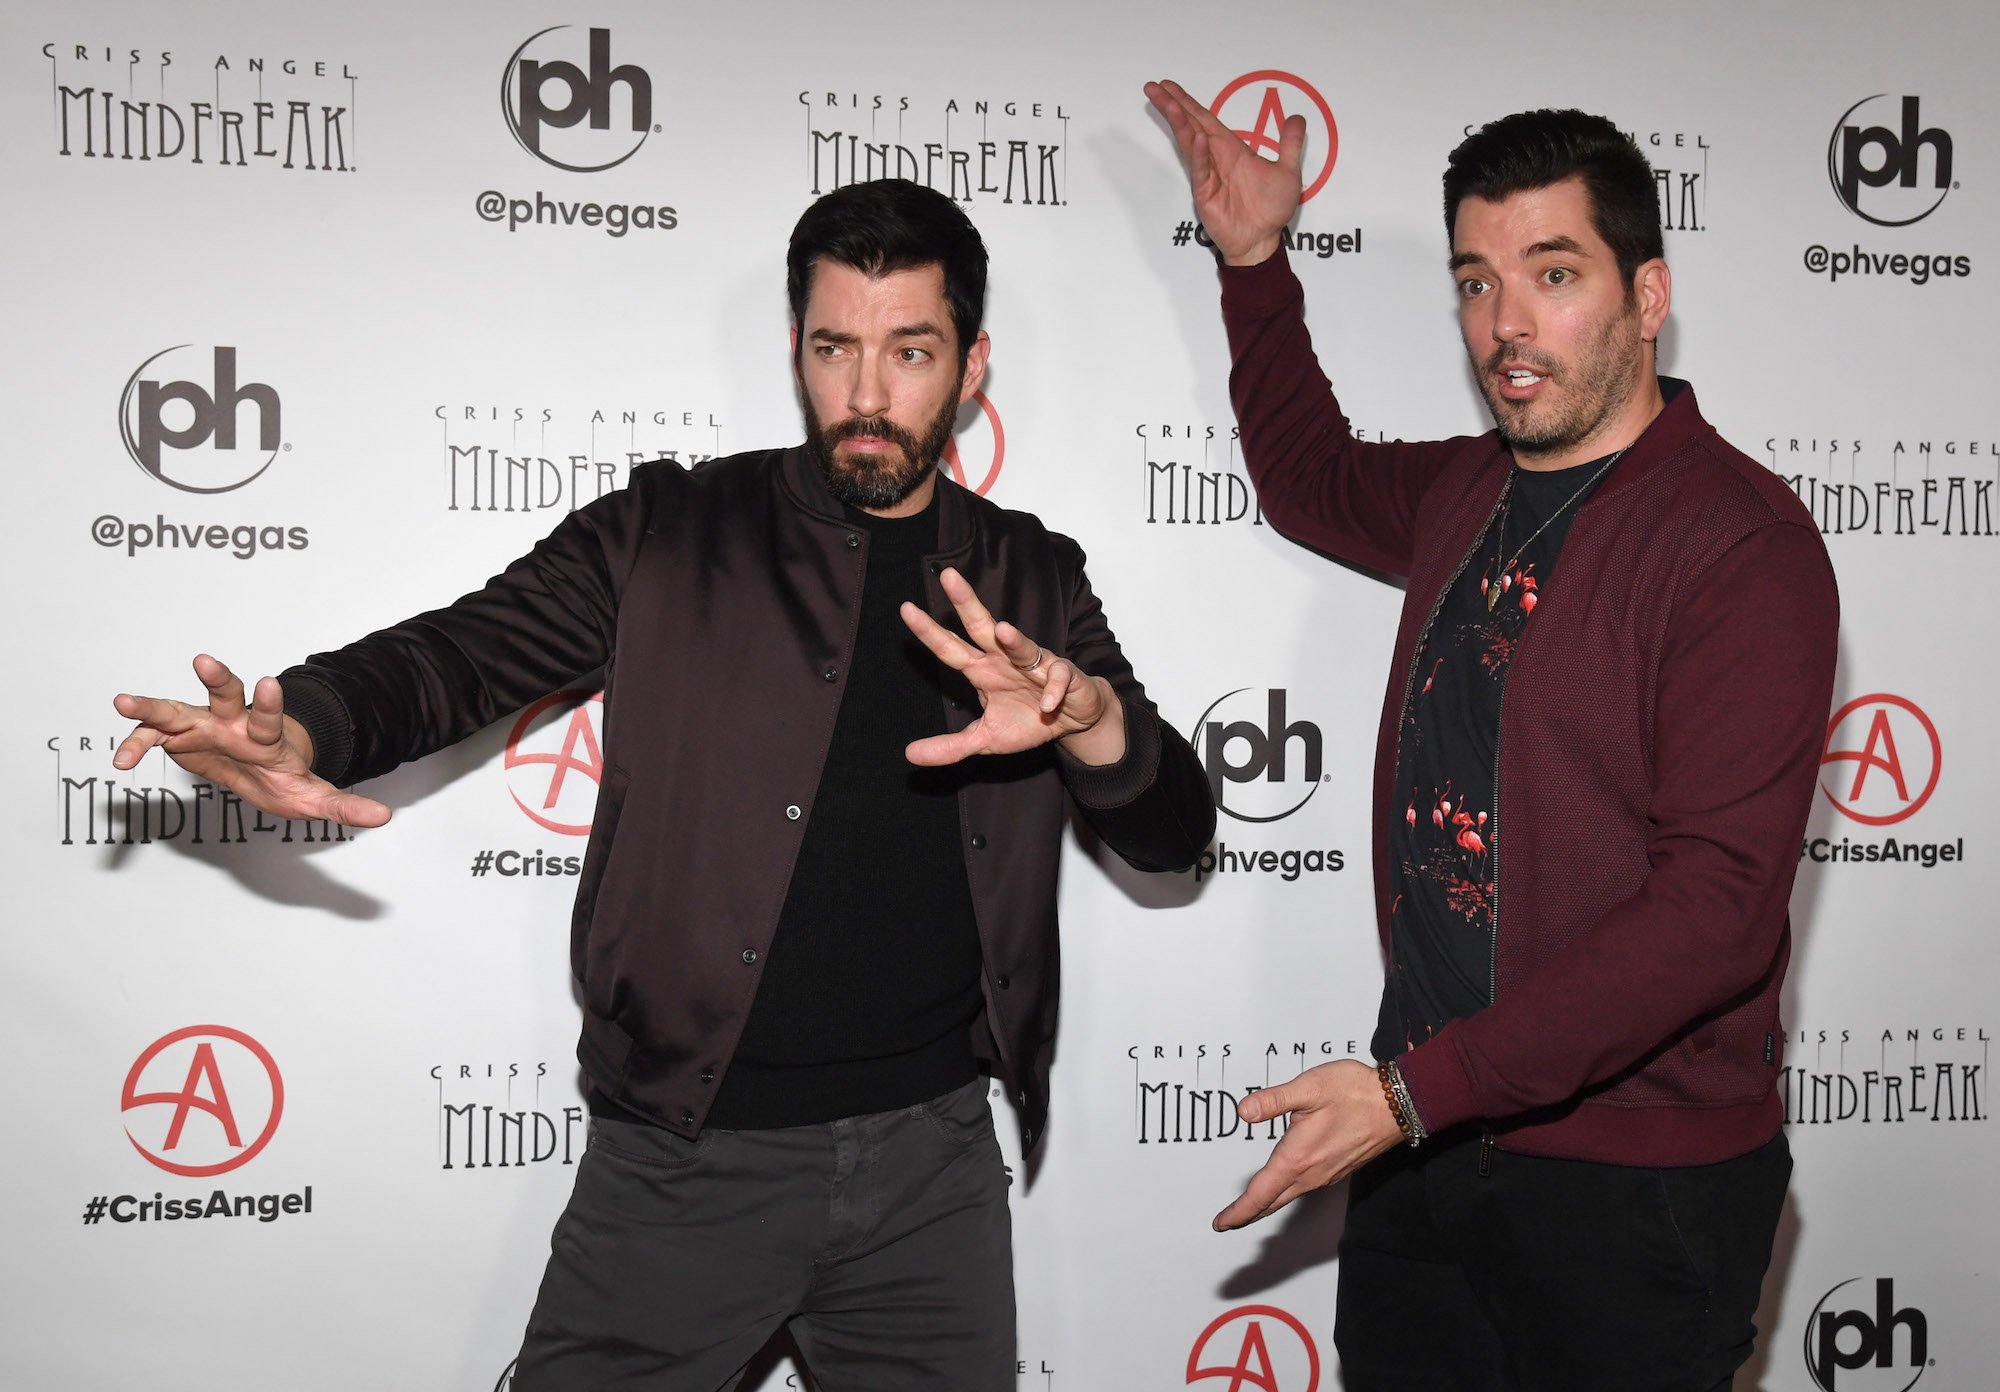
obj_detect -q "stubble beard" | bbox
[804,374,964,511]
[1474,298,1646,463]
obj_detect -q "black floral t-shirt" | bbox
[1373,450,1617,1060]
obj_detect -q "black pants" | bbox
[511,1078,1014,1391]
[1335,1130,1791,1391]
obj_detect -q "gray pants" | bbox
[512,1078,1015,1391]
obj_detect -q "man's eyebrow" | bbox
[1449,235,1592,273]
[808,322,946,342]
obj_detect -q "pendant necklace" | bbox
[1485,445,1629,613]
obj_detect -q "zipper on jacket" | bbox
[1481,676,1505,1180]
[1489,679,1505,1013]
[1481,502,1520,1166]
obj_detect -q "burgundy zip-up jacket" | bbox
[279,447,1215,1152]
[1222,252,1839,1166]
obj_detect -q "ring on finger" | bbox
[1013,644,1046,673]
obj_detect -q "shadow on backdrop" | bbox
[1218,1176,1347,1299]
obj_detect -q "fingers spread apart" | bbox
[900,601,978,671]
[194,652,247,720]
[937,567,999,650]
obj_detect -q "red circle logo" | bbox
[942,391,1005,497]
[1211,72,1339,204]
[504,691,605,836]
[1187,1304,1320,1392]
[1820,693,1941,826]
[121,1026,284,1177]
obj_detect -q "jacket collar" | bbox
[1581,376,1704,499]
[1472,376,1707,497]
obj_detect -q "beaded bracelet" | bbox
[1375,1059,1428,1148]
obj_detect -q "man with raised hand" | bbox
[114,177,1213,1392]
[1147,79,1836,1389]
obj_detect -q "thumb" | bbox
[1277,113,1308,179]
[1240,1081,1300,1124]
[325,791,393,828]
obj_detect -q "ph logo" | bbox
[941,391,1004,498]
[1191,689,1325,823]
[1804,1278,1930,1391]
[1210,71,1338,204]
[1820,693,1941,826]
[1187,1304,1320,1392]
[505,691,604,836]
[120,1025,284,1177]
[1828,96,1955,226]
[502,26,654,172]
[118,346,282,493]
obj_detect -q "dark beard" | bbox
[1473,301,1644,460]
[803,379,963,510]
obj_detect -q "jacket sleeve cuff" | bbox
[1056,694,1161,809]
[1393,1031,1483,1137]
[1218,245,1304,317]
[277,667,357,786]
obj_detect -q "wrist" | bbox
[1375,1059,1429,1148]
[281,713,316,769]
[1221,234,1283,268]
[1056,678,1126,766]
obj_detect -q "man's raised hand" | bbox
[1143,77,1305,267]
[900,568,1127,768]
[112,653,392,828]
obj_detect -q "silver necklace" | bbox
[1485,446,1628,613]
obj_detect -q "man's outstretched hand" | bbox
[1143,77,1306,268]
[112,653,392,828]
[900,568,1127,768]
[1212,1060,1405,1231]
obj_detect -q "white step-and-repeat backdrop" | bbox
[5,1,1991,1388]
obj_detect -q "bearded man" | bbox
[113,177,1213,1391]
[1148,84,1837,1391]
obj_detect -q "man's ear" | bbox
[1636,260,1671,344]
[959,329,992,402]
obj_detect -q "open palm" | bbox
[113,653,391,827]
[1144,78,1306,266]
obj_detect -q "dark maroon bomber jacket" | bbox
[1221,251,1839,1166]
[279,447,1215,1152]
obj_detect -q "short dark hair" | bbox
[786,179,987,365]
[1443,110,1664,288]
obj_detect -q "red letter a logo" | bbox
[160,1042,243,1151]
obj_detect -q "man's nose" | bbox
[1490,286,1533,344]
[848,352,890,419]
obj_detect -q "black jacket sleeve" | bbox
[279,472,657,786]
[1048,536,1215,872]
